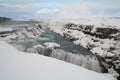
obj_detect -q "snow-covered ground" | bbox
[0,40,116,80]
[44,42,60,49]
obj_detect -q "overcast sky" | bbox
[0,0,120,19]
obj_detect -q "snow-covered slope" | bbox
[0,40,115,80]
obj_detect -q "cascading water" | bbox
[51,49,102,72]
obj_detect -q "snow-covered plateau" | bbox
[0,40,116,80]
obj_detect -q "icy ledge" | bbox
[0,40,116,80]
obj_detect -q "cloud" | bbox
[36,8,59,14]
[0,3,41,12]
[0,3,60,18]
[34,8,60,19]
[0,0,120,18]
[57,1,120,18]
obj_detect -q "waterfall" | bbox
[50,49,102,72]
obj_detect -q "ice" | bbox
[44,42,60,49]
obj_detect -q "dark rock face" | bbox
[96,28,118,34]
[0,30,15,37]
[97,55,120,79]
[0,17,11,22]
[64,23,120,40]
[95,28,120,39]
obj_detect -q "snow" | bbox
[0,27,13,32]
[0,40,116,80]
[48,21,65,35]
[33,44,44,49]
[44,42,60,49]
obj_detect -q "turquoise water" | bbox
[15,29,93,55]
[40,29,92,55]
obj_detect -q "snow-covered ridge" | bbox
[0,40,116,80]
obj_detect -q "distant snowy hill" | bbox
[0,40,115,80]
[0,17,12,22]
